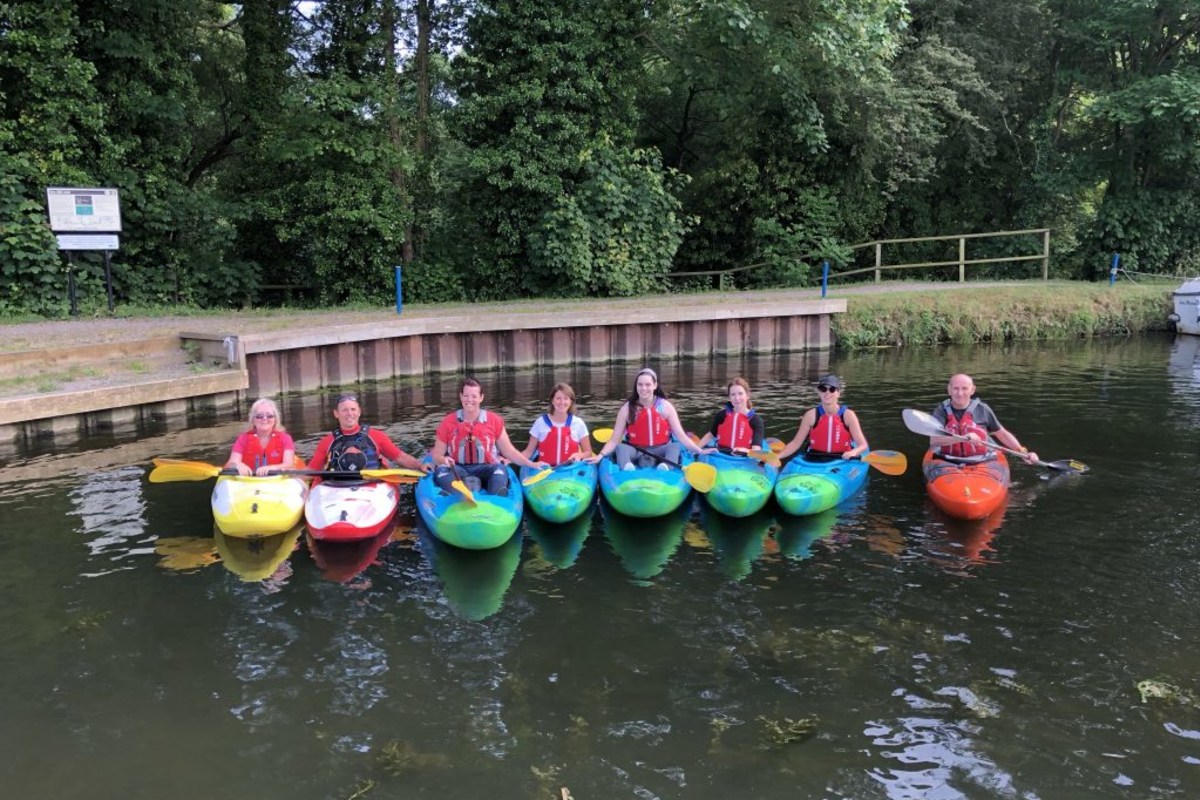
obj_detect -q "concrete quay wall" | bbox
[0,298,843,451]
[187,299,843,397]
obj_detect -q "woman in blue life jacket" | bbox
[520,382,594,466]
[587,367,705,470]
[696,377,765,455]
[776,374,870,460]
[929,373,1038,464]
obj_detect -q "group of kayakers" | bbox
[224,368,1039,491]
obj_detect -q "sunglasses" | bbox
[817,385,839,393]
[254,413,276,419]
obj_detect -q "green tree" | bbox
[452,0,667,298]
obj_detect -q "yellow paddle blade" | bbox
[766,438,785,453]
[361,468,426,484]
[451,479,477,506]
[684,462,717,493]
[746,449,783,468]
[592,427,614,444]
[521,467,554,487]
[863,450,907,476]
[149,458,222,482]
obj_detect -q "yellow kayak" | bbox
[211,473,308,537]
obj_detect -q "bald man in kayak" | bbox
[930,374,1038,464]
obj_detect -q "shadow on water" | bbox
[416,524,523,621]
[601,499,690,582]
[524,507,594,569]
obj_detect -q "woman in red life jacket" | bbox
[307,393,428,474]
[696,377,765,455]
[587,367,705,470]
[520,382,594,466]
[929,373,1038,464]
[776,374,870,461]
[225,398,297,476]
[430,377,543,496]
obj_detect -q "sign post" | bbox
[45,187,123,314]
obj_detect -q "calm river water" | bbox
[2,335,1199,799]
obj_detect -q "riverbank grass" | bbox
[832,282,1173,348]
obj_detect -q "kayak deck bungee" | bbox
[304,479,400,542]
[213,523,303,582]
[701,451,778,518]
[922,450,1010,521]
[598,451,695,518]
[211,472,307,538]
[415,465,523,550]
[774,451,869,516]
[520,460,598,523]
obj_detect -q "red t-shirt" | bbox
[230,429,296,468]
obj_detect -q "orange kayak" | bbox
[922,450,1010,520]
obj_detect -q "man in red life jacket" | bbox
[430,377,542,496]
[930,373,1038,464]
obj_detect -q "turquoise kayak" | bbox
[701,451,779,518]
[519,461,598,523]
[774,451,869,516]
[598,452,695,518]
[415,465,523,550]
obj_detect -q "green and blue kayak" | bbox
[774,451,869,516]
[519,461,598,523]
[701,451,779,518]
[415,465,524,550]
[598,452,694,518]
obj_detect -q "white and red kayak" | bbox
[304,479,399,542]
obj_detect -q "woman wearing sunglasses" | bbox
[224,397,297,476]
[775,374,870,461]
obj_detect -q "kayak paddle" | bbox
[790,450,908,475]
[149,458,425,484]
[901,408,1089,474]
[449,464,478,506]
[591,428,717,492]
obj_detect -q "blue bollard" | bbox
[1108,253,1120,286]
[394,265,403,315]
[821,259,829,299]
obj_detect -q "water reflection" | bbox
[8,337,1200,798]
[524,510,594,570]
[214,525,302,585]
[418,525,523,621]
[601,501,689,582]
[699,506,775,581]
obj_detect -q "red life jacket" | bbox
[537,414,579,466]
[809,405,853,454]
[940,399,989,458]
[449,410,501,464]
[241,429,289,470]
[715,405,756,450]
[625,399,671,447]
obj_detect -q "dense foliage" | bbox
[1,0,1197,313]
